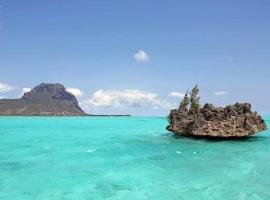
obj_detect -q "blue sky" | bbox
[0,1,269,115]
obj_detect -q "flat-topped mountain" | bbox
[0,83,87,116]
[167,85,267,138]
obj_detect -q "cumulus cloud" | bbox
[213,91,229,96]
[66,88,84,97]
[0,82,14,92]
[168,92,185,98]
[19,87,31,97]
[133,50,150,62]
[83,89,171,110]
[22,87,31,93]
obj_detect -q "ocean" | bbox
[0,116,269,200]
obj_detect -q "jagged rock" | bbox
[0,83,87,116]
[167,102,267,138]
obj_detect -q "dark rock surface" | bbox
[0,83,87,116]
[167,103,267,138]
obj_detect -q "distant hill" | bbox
[0,83,87,116]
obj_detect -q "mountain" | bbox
[0,83,87,116]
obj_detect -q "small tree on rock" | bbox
[178,90,189,112]
[190,84,200,112]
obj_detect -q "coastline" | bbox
[0,114,131,117]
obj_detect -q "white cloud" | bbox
[19,87,31,97]
[0,82,13,92]
[168,92,185,98]
[213,91,229,96]
[22,87,31,93]
[83,89,171,110]
[66,88,84,97]
[133,50,150,62]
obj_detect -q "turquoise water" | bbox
[0,116,270,200]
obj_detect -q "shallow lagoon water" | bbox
[0,116,269,200]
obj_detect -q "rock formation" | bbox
[167,86,267,138]
[0,83,87,116]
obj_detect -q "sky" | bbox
[0,0,270,116]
